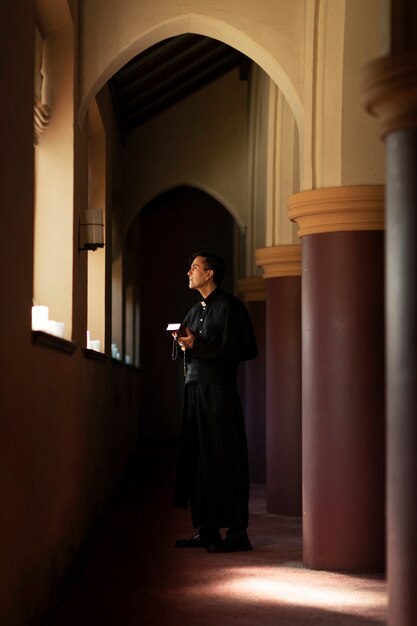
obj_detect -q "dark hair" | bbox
[189,251,226,286]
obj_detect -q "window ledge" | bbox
[83,348,108,363]
[111,357,124,367]
[32,330,77,354]
[125,362,139,370]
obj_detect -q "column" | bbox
[288,186,385,571]
[237,277,266,484]
[364,51,417,624]
[256,245,302,516]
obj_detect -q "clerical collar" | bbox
[200,286,221,306]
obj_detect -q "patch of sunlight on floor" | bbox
[193,564,387,615]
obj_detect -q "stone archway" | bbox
[132,185,237,440]
[78,8,304,161]
[125,179,246,238]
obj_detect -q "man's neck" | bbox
[198,282,217,299]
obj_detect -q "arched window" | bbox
[33,4,74,340]
[86,99,106,352]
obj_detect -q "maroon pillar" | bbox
[302,230,385,571]
[365,49,417,625]
[266,276,302,516]
[385,126,417,624]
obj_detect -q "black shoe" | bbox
[175,528,221,548]
[207,530,252,553]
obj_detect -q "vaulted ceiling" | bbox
[109,34,251,136]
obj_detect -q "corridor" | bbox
[48,445,387,626]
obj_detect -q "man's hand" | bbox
[175,327,195,351]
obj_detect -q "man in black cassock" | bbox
[173,252,258,552]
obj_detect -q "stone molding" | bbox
[363,51,417,137]
[256,244,301,279]
[34,97,52,145]
[237,276,266,302]
[287,186,384,238]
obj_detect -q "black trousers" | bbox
[174,383,250,530]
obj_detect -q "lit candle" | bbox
[32,305,49,330]
[54,322,65,338]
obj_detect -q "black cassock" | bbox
[173,286,258,530]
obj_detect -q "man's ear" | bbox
[206,269,214,281]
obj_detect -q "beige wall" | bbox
[87,99,106,350]
[123,68,248,232]
[246,65,268,275]
[307,0,384,188]
[78,0,305,131]
[341,0,385,185]
[34,24,74,339]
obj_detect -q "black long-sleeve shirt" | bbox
[182,287,258,385]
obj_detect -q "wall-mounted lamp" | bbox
[79,208,105,251]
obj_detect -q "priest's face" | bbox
[187,256,211,291]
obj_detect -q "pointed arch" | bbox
[78,13,303,143]
[126,180,246,236]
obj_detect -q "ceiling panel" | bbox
[109,34,250,136]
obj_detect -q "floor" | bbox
[48,445,387,626]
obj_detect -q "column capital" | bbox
[363,51,417,137]
[288,186,384,238]
[256,244,301,279]
[237,276,266,302]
